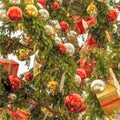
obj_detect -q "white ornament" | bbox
[54,36,62,45]
[39,9,49,21]
[8,93,17,103]
[74,74,81,85]
[67,30,77,41]
[91,79,105,94]
[0,9,9,22]
[9,0,20,5]
[44,25,53,35]
[64,43,75,56]
[112,24,118,33]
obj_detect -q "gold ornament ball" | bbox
[17,49,29,61]
[24,5,38,18]
[87,3,98,17]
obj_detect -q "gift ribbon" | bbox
[102,97,120,108]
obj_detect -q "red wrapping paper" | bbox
[0,58,19,76]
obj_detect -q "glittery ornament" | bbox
[51,1,60,10]
[44,25,53,35]
[39,9,49,21]
[7,6,22,21]
[59,43,67,53]
[17,49,29,61]
[54,36,62,45]
[24,5,38,18]
[91,79,105,94]
[8,93,17,103]
[65,93,82,112]
[24,72,33,82]
[8,75,21,91]
[87,3,98,17]
[64,43,75,56]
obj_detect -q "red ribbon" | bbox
[102,97,120,108]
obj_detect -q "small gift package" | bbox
[0,58,19,76]
[96,68,120,114]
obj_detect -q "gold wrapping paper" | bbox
[97,68,120,114]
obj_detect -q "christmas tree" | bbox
[0,0,120,119]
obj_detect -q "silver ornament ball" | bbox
[91,79,105,94]
[64,43,75,56]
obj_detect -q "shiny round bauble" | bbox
[65,93,82,112]
[58,43,66,53]
[9,0,20,5]
[8,93,17,103]
[44,25,53,35]
[91,79,105,94]
[87,3,98,17]
[8,75,21,91]
[24,5,38,18]
[64,43,75,56]
[51,1,60,10]
[54,36,62,45]
[66,30,77,41]
[39,9,49,21]
[59,21,69,32]
[24,72,33,82]
[7,6,22,21]
[17,49,29,61]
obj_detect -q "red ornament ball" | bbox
[38,0,46,7]
[7,6,22,21]
[8,75,21,91]
[59,44,67,53]
[118,5,120,11]
[60,21,69,32]
[24,72,33,82]
[65,93,82,112]
[51,1,60,10]
[107,8,118,22]
[76,68,86,79]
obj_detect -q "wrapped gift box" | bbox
[0,58,19,76]
[96,68,120,114]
